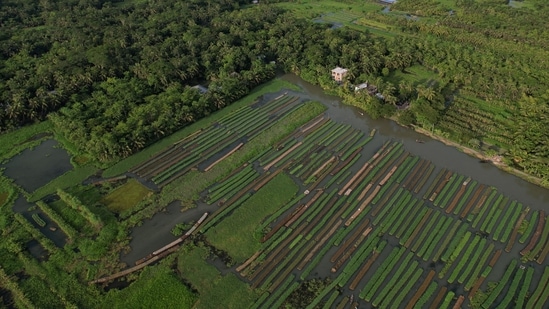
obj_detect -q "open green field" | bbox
[274,0,383,19]
[386,64,441,86]
[206,173,298,263]
[176,245,259,309]
[102,265,197,309]
[101,179,152,213]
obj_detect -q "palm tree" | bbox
[416,85,436,101]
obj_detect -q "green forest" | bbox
[1,0,548,181]
[1,0,549,307]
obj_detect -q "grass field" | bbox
[205,173,298,263]
[102,79,301,178]
[275,0,383,19]
[101,179,152,213]
[102,265,197,309]
[386,65,441,86]
[177,245,259,309]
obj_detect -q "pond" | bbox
[1,139,73,193]
[13,195,67,248]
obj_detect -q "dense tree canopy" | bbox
[1,0,548,181]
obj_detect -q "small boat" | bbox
[416,139,425,143]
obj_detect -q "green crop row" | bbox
[322,290,340,309]
[261,240,306,290]
[453,181,477,216]
[439,291,456,308]
[457,238,488,284]
[432,220,463,262]
[379,191,413,234]
[525,266,549,308]
[470,189,497,226]
[492,200,517,241]
[436,223,469,262]
[388,197,418,236]
[306,197,349,241]
[258,274,296,309]
[399,208,430,246]
[480,194,506,232]
[439,231,473,279]
[305,280,341,309]
[523,217,549,261]
[395,156,419,184]
[423,168,447,200]
[413,281,438,309]
[334,130,362,153]
[481,259,518,308]
[417,215,450,260]
[516,267,534,308]
[306,190,337,223]
[464,243,495,290]
[497,264,526,308]
[447,234,482,283]
[433,174,459,207]
[411,211,441,253]
[395,200,424,239]
[295,150,325,177]
[57,189,102,229]
[207,165,253,194]
[337,236,384,288]
[260,193,305,231]
[318,123,348,146]
[519,209,538,243]
[334,204,371,246]
[288,193,331,230]
[439,175,465,209]
[441,230,473,265]
[373,143,403,170]
[340,198,360,221]
[389,267,423,308]
[376,260,419,307]
[501,203,524,243]
[213,164,255,189]
[361,246,406,301]
[371,252,414,306]
[373,188,406,225]
[207,168,258,203]
[432,173,457,206]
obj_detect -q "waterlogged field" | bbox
[196,102,549,308]
[0,79,548,308]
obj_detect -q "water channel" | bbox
[121,74,549,307]
[280,73,549,210]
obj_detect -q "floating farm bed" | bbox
[185,102,549,308]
